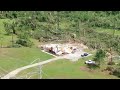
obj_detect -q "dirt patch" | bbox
[80,66,94,73]
[101,69,112,75]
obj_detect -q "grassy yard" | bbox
[0,47,53,76]
[16,57,119,79]
[42,59,118,79]
[16,50,119,79]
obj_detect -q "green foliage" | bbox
[1,11,120,29]
[107,61,115,65]
[3,22,12,35]
[1,11,120,54]
[16,33,33,47]
[105,66,114,71]
[8,43,22,48]
[112,68,120,77]
[16,38,33,47]
[93,49,106,64]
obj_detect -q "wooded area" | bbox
[0,11,120,54]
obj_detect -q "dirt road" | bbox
[1,49,92,79]
[1,56,64,79]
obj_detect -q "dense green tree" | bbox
[93,49,106,65]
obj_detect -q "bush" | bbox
[7,44,22,48]
[107,61,115,65]
[112,68,120,77]
[93,49,106,65]
[117,63,120,66]
[12,44,22,48]
[105,66,114,71]
[16,38,33,47]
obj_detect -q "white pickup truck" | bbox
[85,60,96,64]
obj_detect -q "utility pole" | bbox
[78,20,80,38]
[38,65,42,79]
[38,59,42,79]
[0,37,3,48]
[0,32,2,48]
[12,30,14,47]
[113,18,116,37]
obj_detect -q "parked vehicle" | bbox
[85,60,95,64]
[81,53,89,57]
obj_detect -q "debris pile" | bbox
[40,43,77,56]
[39,43,92,61]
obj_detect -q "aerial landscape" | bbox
[0,11,120,79]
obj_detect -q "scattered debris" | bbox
[39,43,92,61]
[40,43,78,56]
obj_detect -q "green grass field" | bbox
[16,57,119,79]
[0,48,53,76]
[94,27,120,36]
[16,50,119,79]
[42,59,118,79]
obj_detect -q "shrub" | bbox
[105,66,114,71]
[112,68,120,77]
[107,61,115,65]
[12,44,22,48]
[7,44,22,48]
[33,30,43,40]
[93,49,106,65]
[16,38,33,47]
[117,63,120,66]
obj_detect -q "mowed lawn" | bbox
[42,59,118,79]
[16,54,119,79]
[0,48,53,76]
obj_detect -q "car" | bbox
[81,53,89,57]
[85,60,95,64]
[84,53,88,56]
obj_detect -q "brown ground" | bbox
[80,66,94,73]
